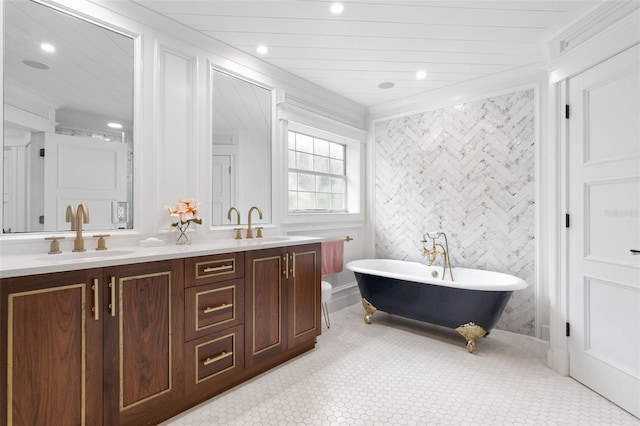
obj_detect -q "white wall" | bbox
[545,4,640,375]
[372,89,537,336]
[365,1,639,342]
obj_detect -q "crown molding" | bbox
[367,64,546,122]
[278,99,368,142]
[547,1,639,60]
[546,8,640,83]
[88,0,366,127]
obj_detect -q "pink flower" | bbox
[167,198,202,226]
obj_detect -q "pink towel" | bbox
[321,239,344,276]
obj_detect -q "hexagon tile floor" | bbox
[163,303,640,426]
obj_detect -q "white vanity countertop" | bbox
[0,236,322,279]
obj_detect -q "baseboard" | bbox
[327,281,360,312]
[547,346,570,376]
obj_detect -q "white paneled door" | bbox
[568,45,640,417]
[43,134,127,231]
[211,155,233,225]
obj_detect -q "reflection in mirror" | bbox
[3,0,134,233]
[211,70,271,226]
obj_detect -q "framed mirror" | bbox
[211,69,272,226]
[3,0,134,234]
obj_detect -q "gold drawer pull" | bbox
[203,303,233,314]
[91,279,99,321]
[203,264,233,273]
[108,276,116,317]
[283,254,289,279]
[203,351,232,366]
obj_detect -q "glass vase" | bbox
[175,222,191,245]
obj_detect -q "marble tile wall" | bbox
[373,89,536,336]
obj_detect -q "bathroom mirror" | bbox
[211,69,272,226]
[2,0,134,233]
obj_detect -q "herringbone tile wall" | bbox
[373,89,536,336]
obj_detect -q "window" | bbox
[288,130,347,212]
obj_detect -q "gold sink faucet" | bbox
[66,205,76,230]
[246,206,263,239]
[227,207,242,239]
[72,204,90,252]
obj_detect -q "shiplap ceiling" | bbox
[5,0,134,131]
[212,69,272,137]
[3,0,601,132]
[135,0,601,107]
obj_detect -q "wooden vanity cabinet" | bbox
[0,259,184,426]
[102,259,184,426]
[1,269,104,426]
[245,243,321,369]
[183,252,245,402]
[286,244,322,349]
[0,243,320,425]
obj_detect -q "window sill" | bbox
[282,211,363,225]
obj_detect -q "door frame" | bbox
[546,10,640,376]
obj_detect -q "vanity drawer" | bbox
[185,279,244,341]
[185,252,244,287]
[185,325,244,391]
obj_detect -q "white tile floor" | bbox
[164,303,640,426]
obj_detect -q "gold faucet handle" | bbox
[256,227,263,238]
[233,228,243,240]
[93,234,110,250]
[45,236,65,254]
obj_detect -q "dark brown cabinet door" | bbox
[287,244,321,349]
[1,269,103,426]
[245,243,321,368]
[103,260,184,425]
[245,247,286,368]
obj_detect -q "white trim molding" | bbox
[278,100,368,142]
[547,8,640,83]
[547,1,639,62]
[367,64,546,123]
[545,5,639,376]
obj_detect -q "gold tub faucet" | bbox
[246,206,263,239]
[421,231,454,281]
[72,203,90,252]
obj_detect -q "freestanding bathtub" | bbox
[346,259,527,353]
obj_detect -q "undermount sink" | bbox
[239,236,291,244]
[37,250,136,262]
[253,236,290,242]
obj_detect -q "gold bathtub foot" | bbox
[455,322,487,353]
[362,298,377,324]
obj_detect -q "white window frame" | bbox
[288,129,348,213]
[284,121,362,224]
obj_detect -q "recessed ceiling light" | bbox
[378,82,395,89]
[22,59,49,70]
[330,3,344,14]
[107,122,123,129]
[256,45,268,55]
[416,70,427,80]
[40,43,55,53]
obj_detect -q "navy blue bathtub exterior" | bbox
[354,272,513,331]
